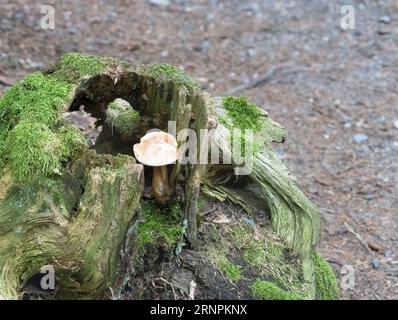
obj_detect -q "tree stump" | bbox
[0,53,338,300]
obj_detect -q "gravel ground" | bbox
[0,0,397,300]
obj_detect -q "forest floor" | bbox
[0,0,397,299]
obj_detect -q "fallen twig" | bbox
[155,277,177,300]
[226,65,313,95]
[344,222,372,253]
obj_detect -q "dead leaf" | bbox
[367,241,384,253]
[314,172,335,186]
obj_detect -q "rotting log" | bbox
[0,53,327,299]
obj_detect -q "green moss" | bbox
[205,228,243,284]
[147,63,200,91]
[222,96,265,132]
[5,122,64,182]
[136,200,185,256]
[220,96,267,157]
[0,70,87,182]
[230,224,310,297]
[250,279,303,300]
[0,72,72,128]
[213,254,243,284]
[58,125,87,159]
[0,122,9,171]
[54,53,106,82]
[313,251,340,300]
[106,100,140,136]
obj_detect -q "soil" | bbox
[1,0,397,299]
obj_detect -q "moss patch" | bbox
[0,72,72,128]
[0,123,8,171]
[5,122,64,182]
[106,99,140,136]
[208,250,243,284]
[0,70,85,182]
[222,96,265,132]
[250,279,303,300]
[220,96,268,157]
[136,200,185,256]
[58,125,87,159]
[204,221,310,298]
[230,224,309,297]
[313,251,340,300]
[147,63,200,91]
[53,53,106,83]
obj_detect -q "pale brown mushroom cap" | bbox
[133,131,178,167]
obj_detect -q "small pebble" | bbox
[353,133,369,144]
[384,250,393,258]
[393,119,398,130]
[247,48,257,57]
[372,259,380,269]
[378,15,391,24]
[376,116,385,125]
[200,39,212,53]
[107,11,117,22]
[242,217,255,226]
[148,0,170,7]
[68,27,77,34]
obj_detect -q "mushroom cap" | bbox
[133,131,178,167]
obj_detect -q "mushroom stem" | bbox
[152,166,171,204]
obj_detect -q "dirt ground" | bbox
[0,0,397,300]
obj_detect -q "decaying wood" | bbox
[205,97,320,257]
[0,152,144,299]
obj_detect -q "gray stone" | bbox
[353,133,368,144]
[378,15,391,24]
[68,27,78,34]
[200,39,212,53]
[393,119,398,130]
[148,0,170,7]
[242,217,255,226]
[384,250,393,258]
[372,259,380,269]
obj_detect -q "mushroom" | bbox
[133,131,178,204]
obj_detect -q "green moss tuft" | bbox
[106,99,140,136]
[250,279,304,300]
[222,96,265,132]
[230,224,309,297]
[0,70,86,181]
[213,254,243,284]
[136,200,184,256]
[220,96,267,157]
[5,122,63,182]
[58,125,87,159]
[0,72,72,128]
[313,251,340,300]
[147,63,201,91]
[54,53,106,82]
[0,122,9,171]
[243,239,283,269]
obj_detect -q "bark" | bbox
[0,151,144,299]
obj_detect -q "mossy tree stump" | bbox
[0,53,336,300]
